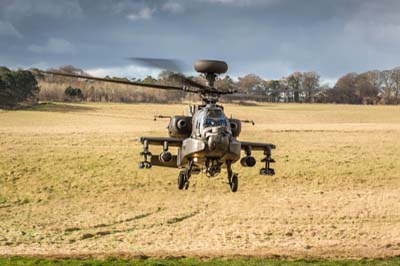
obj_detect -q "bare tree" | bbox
[381,70,396,102]
[355,73,380,104]
[237,74,264,94]
[286,72,303,102]
[302,72,320,103]
[265,80,281,102]
[215,75,236,91]
[391,68,400,100]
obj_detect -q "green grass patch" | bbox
[1,258,400,266]
[0,195,7,204]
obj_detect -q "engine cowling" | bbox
[229,119,242,137]
[168,116,192,138]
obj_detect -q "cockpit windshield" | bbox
[204,118,227,127]
[194,107,230,136]
[203,109,228,128]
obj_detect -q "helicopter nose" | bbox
[207,127,230,151]
[208,136,217,151]
[211,125,230,135]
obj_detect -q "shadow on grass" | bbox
[21,102,97,113]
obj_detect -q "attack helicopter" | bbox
[39,59,276,192]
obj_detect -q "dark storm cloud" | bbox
[1,0,400,82]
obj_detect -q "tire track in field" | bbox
[63,208,165,242]
[74,210,201,241]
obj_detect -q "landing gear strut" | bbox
[139,139,152,169]
[260,146,275,175]
[205,159,221,177]
[178,160,193,190]
[226,160,238,192]
[178,171,187,190]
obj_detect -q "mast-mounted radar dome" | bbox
[194,60,228,74]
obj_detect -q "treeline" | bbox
[0,67,39,108]
[36,65,400,105]
[323,70,400,104]
[223,69,400,104]
[2,64,400,107]
[36,65,188,103]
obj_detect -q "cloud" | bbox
[237,60,295,80]
[29,61,51,70]
[127,7,154,21]
[86,65,161,79]
[204,0,277,6]
[4,0,400,83]
[207,0,249,3]
[162,2,185,14]
[1,0,82,19]
[342,1,400,45]
[320,78,338,87]
[28,38,76,54]
[0,21,22,38]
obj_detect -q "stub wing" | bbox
[240,141,276,151]
[239,140,276,175]
[138,136,183,168]
[138,136,183,147]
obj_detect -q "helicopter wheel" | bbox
[138,162,145,169]
[230,173,238,192]
[139,161,152,169]
[260,168,275,176]
[178,171,186,190]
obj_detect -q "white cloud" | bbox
[86,65,161,79]
[162,2,185,14]
[237,60,294,80]
[0,21,22,39]
[29,61,51,70]
[127,7,154,21]
[28,38,76,54]
[321,78,337,87]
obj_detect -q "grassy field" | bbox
[0,102,400,261]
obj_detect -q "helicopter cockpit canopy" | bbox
[204,118,228,127]
[204,109,228,127]
[195,107,230,137]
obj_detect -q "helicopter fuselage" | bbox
[177,104,241,176]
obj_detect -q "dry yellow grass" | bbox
[0,102,400,259]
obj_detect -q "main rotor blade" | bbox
[128,57,209,90]
[128,57,188,73]
[166,72,209,90]
[203,88,237,95]
[217,88,237,94]
[38,71,185,91]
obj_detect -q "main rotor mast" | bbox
[194,60,230,105]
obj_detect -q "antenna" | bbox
[153,115,171,121]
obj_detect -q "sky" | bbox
[1,0,400,85]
